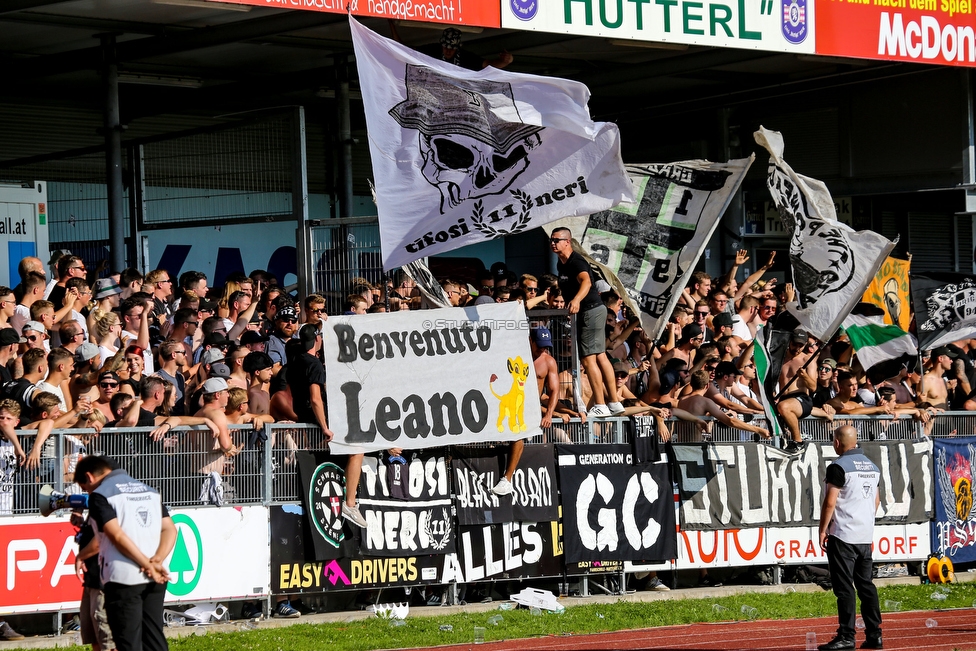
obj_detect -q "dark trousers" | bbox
[103,581,168,651]
[826,535,882,640]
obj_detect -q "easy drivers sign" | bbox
[502,0,816,53]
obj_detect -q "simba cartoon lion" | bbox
[489,356,529,433]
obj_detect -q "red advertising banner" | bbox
[208,0,501,28]
[817,0,976,67]
[0,516,81,614]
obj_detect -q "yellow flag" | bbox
[861,256,911,330]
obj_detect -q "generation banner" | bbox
[555,444,676,563]
[816,0,976,67]
[548,157,753,341]
[210,0,502,27]
[452,444,559,525]
[323,301,542,455]
[673,440,933,530]
[911,272,976,350]
[502,0,817,54]
[932,438,976,564]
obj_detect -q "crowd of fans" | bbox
[0,245,959,635]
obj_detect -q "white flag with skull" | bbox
[349,17,634,270]
[755,127,896,342]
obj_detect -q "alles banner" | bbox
[816,0,976,67]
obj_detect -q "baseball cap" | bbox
[440,27,462,48]
[821,358,838,369]
[713,312,733,328]
[931,346,959,359]
[242,351,274,374]
[23,320,46,334]
[473,295,494,306]
[681,324,703,340]
[0,328,19,347]
[197,298,217,313]
[201,348,225,365]
[208,362,231,379]
[531,327,552,348]
[277,306,298,321]
[298,323,320,350]
[204,332,229,348]
[74,342,99,363]
[791,330,809,344]
[201,377,228,394]
[715,361,743,376]
[240,330,268,345]
[98,371,120,384]
[93,278,123,301]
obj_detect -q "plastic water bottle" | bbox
[530,607,542,617]
[712,604,727,613]
[389,619,406,628]
[487,615,503,626]
[498,602,515,611]
[439,625,453,632]
[926,618,938,628]
[883,600,902,611]
[786,586,797,594]
[805,632,817,650]
[474,626,486,644]
[931,591,948,601]
[855,617,865,630]
[740,605,758,619]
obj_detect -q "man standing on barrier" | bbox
[75,455,175,651]
[817,425,882,651]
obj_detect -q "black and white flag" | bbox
[912,272,976,350]
[452,444,558,526]
[755,127,895,342]
[349,17,634,270]
[546,158,752,341]
[555,444,675,563]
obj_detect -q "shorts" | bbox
[577,304,608,358]
[80,586,115,649]
[781,391,813,419]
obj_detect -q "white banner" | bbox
[349,17,634,270]
[502,0,816,54]
[755,127,895,341]
[324,302,542,454]
[163,506,270,603]
[549,158,753,341]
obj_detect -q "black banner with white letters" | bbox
[446,521,564,583]
[555,444,675,563]
[673,440,933,530]
[452,444,559,525]
[358,449,455,557]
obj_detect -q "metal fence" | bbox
[306,216,384,316]
[4,412,960,517]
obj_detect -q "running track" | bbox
[402,610,976,651]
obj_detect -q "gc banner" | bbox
[452,444,558,525]
[324,302,542,455]
[674,440,932,530]
[932,438,976,564]
[555,444,675,563]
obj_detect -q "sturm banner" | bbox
[452,444,558,525]
[932,438,976,564]
[324,302,542,455]
[555,444,675,563]
[673,440,933,531]
[911,272,976,350]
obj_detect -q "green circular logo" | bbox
[167,514,203,596]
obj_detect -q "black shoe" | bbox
[698,575,723,587]
[861,637,883,649]
[818,637,855,651]
[785,440,806,454]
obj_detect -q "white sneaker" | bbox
[587,404,611,418]
[492,477,514,496]
[341,503,367,528]
[608,401,625,415]
[647,577,671,591]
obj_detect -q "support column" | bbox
[337,56,354,218]
[101,35,126,273]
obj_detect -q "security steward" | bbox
[817,426,883,651]
[75,455,176,651]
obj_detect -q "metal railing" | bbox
[2,412,960,516]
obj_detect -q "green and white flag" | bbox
[752,328,783,439]
[841,313,917,372]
